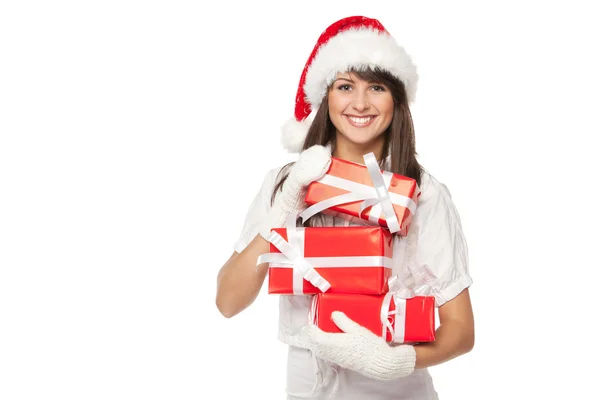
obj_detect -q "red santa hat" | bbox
[281,16,418,153]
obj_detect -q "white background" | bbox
[1,1,599,399]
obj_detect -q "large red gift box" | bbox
[310,292,435,344]
[265,226,393,295]
[303,156,420,236]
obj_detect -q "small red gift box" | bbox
[310,292,435,344]
[263,226,393,295]
[302,155,420,236]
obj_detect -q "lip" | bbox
[344,115,377,128]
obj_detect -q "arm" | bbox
[215,145,331,318]
[414,288,474,368]
[215,236,270,318]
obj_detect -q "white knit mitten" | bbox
[258,145,331,239]
[296,311,416,381]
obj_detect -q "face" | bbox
[327,71,394,148]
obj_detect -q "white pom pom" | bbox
[281,117,312,153]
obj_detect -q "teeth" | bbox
[348,116,373,124]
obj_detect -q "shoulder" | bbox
[417,169,454,208]
[413,168,464,229]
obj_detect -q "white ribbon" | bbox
[380,276,416,343]
[298,152,417,234]
[257,214,331,294]
[264,255,393,269]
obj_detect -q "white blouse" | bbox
[233,164,472,399]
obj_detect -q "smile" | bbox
[345,115,377,127]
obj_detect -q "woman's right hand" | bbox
[258,145,331,239]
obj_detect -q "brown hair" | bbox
[272,67,423,225]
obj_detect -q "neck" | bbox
[332,135,385,165]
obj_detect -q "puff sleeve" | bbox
[409,172,473,307]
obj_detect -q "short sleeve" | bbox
[411,172,472,307]
[233,167,281,254]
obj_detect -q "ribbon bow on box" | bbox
[257,214,332,294]
[380,276,416,343]
[300,152,418,234]
[380,276,436,344]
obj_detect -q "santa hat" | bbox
[281,16,418,153]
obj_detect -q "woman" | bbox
[216,16,474,399]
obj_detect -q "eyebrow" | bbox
[332,77,355,84]
[333,77,385,85]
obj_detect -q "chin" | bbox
[349,138,376,146]
[339,131,380,146]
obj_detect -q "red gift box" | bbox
[264,226,393,295]
[302,155,420,236]
[310,292,435,344]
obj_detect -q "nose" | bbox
[352,90,370,112]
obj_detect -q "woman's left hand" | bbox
[292,311,416,381]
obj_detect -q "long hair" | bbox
[272,67,423,225]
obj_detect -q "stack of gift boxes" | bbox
[260,153,436,345]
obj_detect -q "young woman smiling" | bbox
[216,16,474,400]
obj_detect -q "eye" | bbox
[337,84,352,91]
[371,85,386,92]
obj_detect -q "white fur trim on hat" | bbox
[304,28,418,110]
